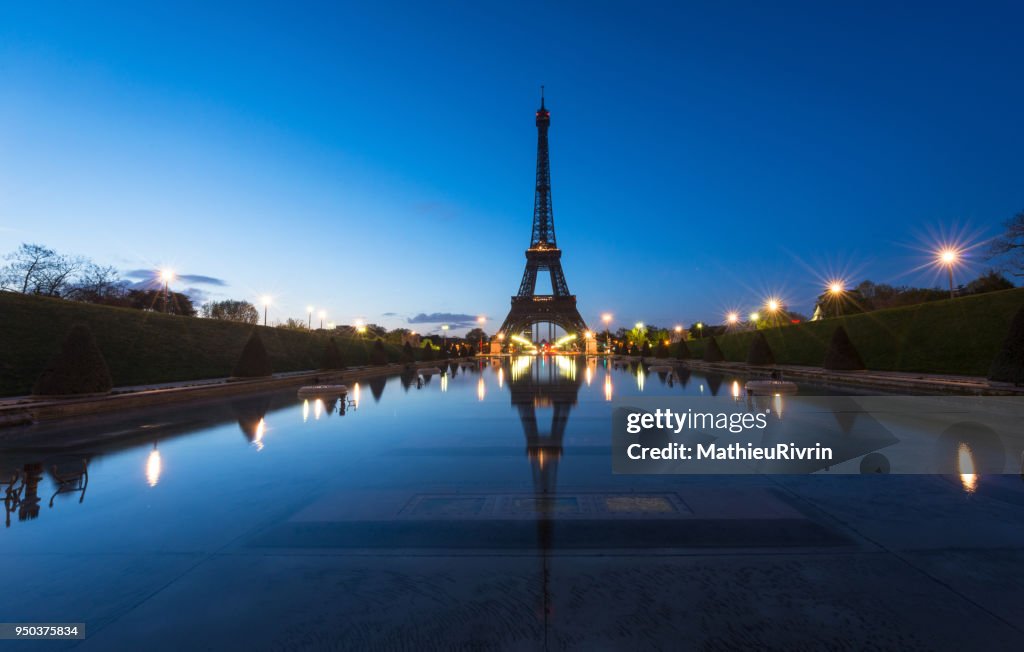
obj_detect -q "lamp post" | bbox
[442,324,449,352]
[695,322,703,339]
[261,296,271,327]
[318,310,326,330]
[602,312,613,353]
[160,269,174,314]
[726,312,739,328]
[307,306,314,330]
[765,299,781,327]
[477,316,486,354]
[938,248,959,299]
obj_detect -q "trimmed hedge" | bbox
[746,331,775,365]
[369,339,388,365]
[233,331,272,378]
[703,337,725,362]
[675,340,691,360]
[0,292,403,396]
[32,323,113,395]
[321,337,345,370]
[989,305,1024,383]
[680,288,1024,376]
[823,325,865,371]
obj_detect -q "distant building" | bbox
[401,332,421,348]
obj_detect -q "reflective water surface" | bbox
[1,356,1022,650]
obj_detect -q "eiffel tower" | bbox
[497,90,589,342]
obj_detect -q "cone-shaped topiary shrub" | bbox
[655,340,669,358]
[988,305,1024,384]
[320,337,344,370]
[401,342,416,364]
[823,325,866,371]
[641,341,652,357]
[32,323,113,395]
[746,331,776,365]
[369,339,388,365]
[422,343,436,361]
[675,340,691,360]
[233,330,272,377]
[703,337,725,362]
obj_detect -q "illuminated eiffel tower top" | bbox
[530,86,556,248]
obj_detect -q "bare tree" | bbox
[0,243,86,297]
[988,210,1024,277]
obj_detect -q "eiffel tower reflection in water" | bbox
[504,353,589,639]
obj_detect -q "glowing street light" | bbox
[261,296,271,326]
[355,318,367,334]
[937,247,960,299]
[766,299,780,313]
[307,306,314,330]
[318,310,326,330]
[695,322,703,338]
[827,280,846,318]
[749,312,760,323]
[726,312,739,326]
[159,269,174,314]
[441,324,449,350]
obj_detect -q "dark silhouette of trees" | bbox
[987,209,1024,277]
[963,270,1014,295]
[202,300,259,323]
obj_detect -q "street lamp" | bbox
[159,269,174,314]
[726,312,739,327]
[318,310,326,330]
[937,247,960,299]
[602,313,613,353]
[261,296,271,326]
[827,280,845,318]
[441,324,449,352]
[695,322,703,339]
[355,318,367,334]
[765,298,781,326]
[477,316,486,354]
[307,306,314,330]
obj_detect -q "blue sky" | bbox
[1,1,1022,334]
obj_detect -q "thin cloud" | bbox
[408,312,477,327]
[123,269,227,286]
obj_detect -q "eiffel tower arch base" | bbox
[498,296,588,342]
